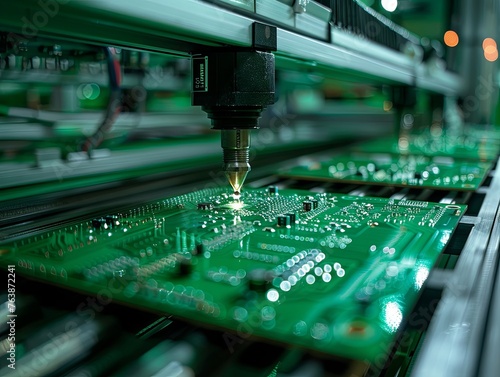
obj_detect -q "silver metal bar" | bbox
[460,215,481,225]
[439,191,458,204]
[0,0,462,94]
[412,157,500,377]
[389,188,410,200]
[415,188,434,201]
[277,28,414,85]
[0,141,221,189]
[415,65,465,97]
[347,186,370,197]
[477,211,500,377]
[426,269,455,290]
[475,187,490,195]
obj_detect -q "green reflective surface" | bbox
[0,187,465,361]
[279,153,492,191]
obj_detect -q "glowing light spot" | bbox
[288,275,298,286]
[293,320,308,336]
[386,265,399,277]
[261,306,276,321]
[77,83,101,100]
[233,307,248,322]
[266,289,280,302]
[337,268,345,277]
[322,273,332,282]
[415,266,430,289]
[483,37,497,50]
[229,201,244,210]
[398,137,409,150]
[306,275,316,284]
[440,231,451,245]
[483,37,498,61]
[383,302,403,332]
[310,322,329,340]
[381,0,398,12]
[484,45,498,62]
[444,30,459,47]
[280,280,291,291]
[403,114,414,126]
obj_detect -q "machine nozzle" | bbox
[221,129,251,194]
[192,45,276,195]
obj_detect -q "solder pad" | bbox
[0,188,465,362]
[278,153,492,191]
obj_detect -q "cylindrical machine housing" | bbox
[192,50,275,129]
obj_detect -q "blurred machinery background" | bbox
[0,1,499,376]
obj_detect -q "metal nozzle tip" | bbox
[225,171,249,194]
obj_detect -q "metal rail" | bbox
[1,0,463,94]
[411,157,500,377]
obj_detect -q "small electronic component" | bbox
[0,187,465,361]
[280,153,492,191]
[303,200,313,211]
[286,212,296,224]
[198,202,214,210]
[277,215,290,227]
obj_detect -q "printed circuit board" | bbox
[355,132,500,161]
[0,188,466,361]
[278,153,492,191]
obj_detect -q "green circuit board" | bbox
[278,153,492,191]
[0,188,465,362]
[355,132,500,161]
